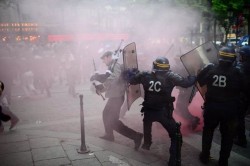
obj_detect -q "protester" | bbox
[0,80,19,132]
[90,51,143,150]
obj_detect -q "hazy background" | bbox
[0,0,205,136]
[11,0,201,66]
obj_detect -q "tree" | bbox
[211,0,247,44]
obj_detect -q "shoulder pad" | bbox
[165,70,182,80]
[234,63,244,74]
[142,71,150,75]
[203,63,214,69]
[200,63,214,72]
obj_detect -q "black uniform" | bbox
[234,46,250,147]
[0,106,11,125]
[197,60,245,165]
[128,68,195,166]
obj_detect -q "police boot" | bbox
[190,116,200,131]
[141,143,151,150]
[199,152,214,164]
[168,156,180,166]
[218,159,228,166]
[134,133,143,151]
[234,137,247,148]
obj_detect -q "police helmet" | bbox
[152,57,170,71]
[218,46,236,63]
[239,45,250,62]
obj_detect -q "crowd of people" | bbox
[0,41,109,100]
[0,40,100,132]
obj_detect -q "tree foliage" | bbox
[211,0,249,40]
[211,0,246,19]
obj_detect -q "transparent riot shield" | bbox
[180,41,218,99]
[123,42,141,110]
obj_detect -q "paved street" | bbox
[0,82,249,166]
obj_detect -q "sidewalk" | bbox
[0,83,167,166]
[1,125,250,166]
[0,128,165,166]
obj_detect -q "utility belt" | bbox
[141,96,175,113]
[206,96,239,103]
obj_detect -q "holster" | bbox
[166,96,175,117]
[141,96,175,118]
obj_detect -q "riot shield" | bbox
[123,42,141,110]
[180,41,218,99]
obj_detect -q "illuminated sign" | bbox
[48,33,129,41]
[0,22,38,32]
[0,23,38,27]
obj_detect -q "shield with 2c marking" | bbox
[123,42,141,110]
[180,41,218,99]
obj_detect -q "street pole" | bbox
[77,95,89,154]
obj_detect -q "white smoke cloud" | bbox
[1,0,202,72]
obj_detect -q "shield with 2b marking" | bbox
[123,42,141,110]
[180,41,218,99]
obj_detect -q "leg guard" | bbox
[168,122,182,166]
[175,122,182,166]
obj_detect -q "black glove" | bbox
[90,74,97,81]
[188,75,196,82]
[90,71,111,83]
[123,68,139,81]
[95,84,104,92]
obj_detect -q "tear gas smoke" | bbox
[0,0,203,135]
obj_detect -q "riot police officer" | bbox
[126,57,196,166]
[234,45,250,147]
[197,47,245,166]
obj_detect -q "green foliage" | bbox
[211,0,247,28]
[212,0,245,14]
[174,0,210,10]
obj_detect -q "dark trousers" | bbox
[102,96,138,140]
[236,101,248,141]
[0,106,11,126]
[202,101,238,166]
[143,110,177,159]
